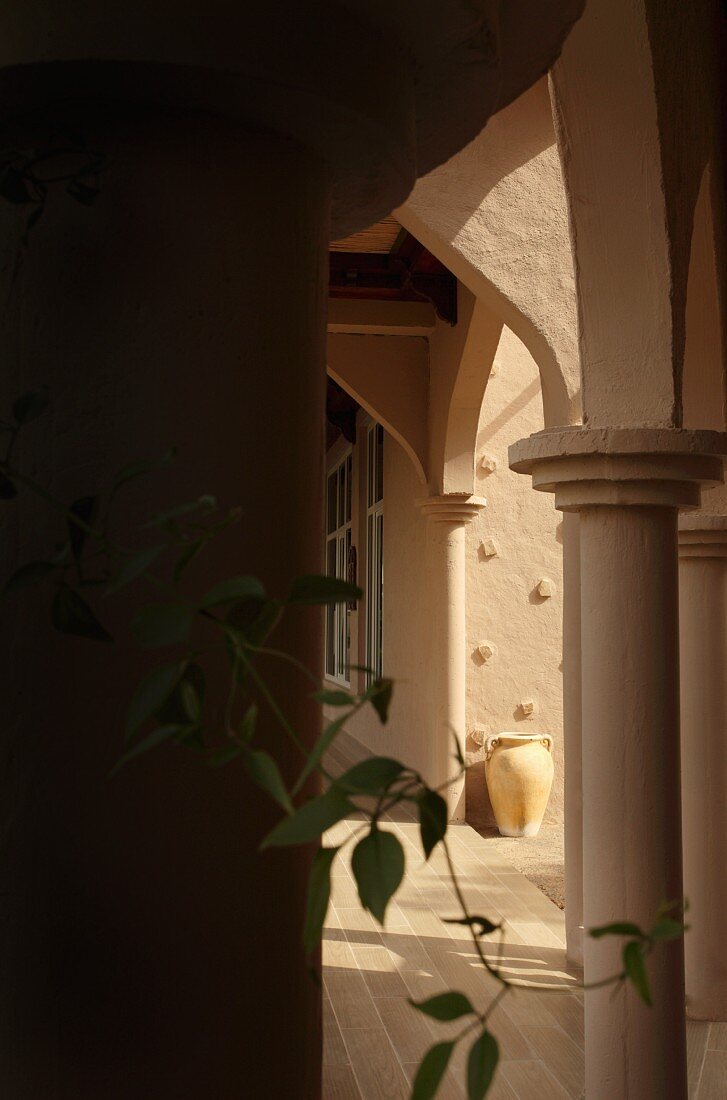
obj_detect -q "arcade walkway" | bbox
[322,747,722,1098]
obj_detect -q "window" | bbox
[325,450,352,684]
[366,423,384,683]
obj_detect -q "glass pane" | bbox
[375,424,384,503]
[337,536,345,678]
[367,428,374,509]
[345,455,353,523]
[338,464,345,531]
[325,538,336,675]
[326,472,337,535]
[377,513,384,677]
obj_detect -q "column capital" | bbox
[509,426,727,511]
[417,494,486,525]
[679,514,727,558]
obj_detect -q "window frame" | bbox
[365,422,384,686]
[324,447,353,686]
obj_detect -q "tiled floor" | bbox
[322,743,724,1098]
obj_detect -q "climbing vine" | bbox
[0,142,687,1096]
[0,393,687,1099]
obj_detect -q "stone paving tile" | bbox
[323,734,722,1099]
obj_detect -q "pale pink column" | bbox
[678,515,727,1021]
[510,426,727,1100]
[419,496,485,821]
[561,510,584,966]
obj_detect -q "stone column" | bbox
[561,510,584,966]
[419,495,485,821]
[678,514,727,1021]
[0,6,588,1097]
[0,117,332,1100]
[510,426,727,1100]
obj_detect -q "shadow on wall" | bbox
[466,760,497,829]
[476,377,541,449]
[405,79,559,237]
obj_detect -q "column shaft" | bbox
[420,496,484,821]
[442,520,468,820]
[0,116,328,1098]
[580,505,686,1099]
[679,520,727,1019]
[561,511,584,966]
[510,427,727,1100]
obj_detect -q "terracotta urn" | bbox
[484,733,554,837]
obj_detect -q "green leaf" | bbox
[22,203,44,239]
[226,598,279,650]
[133,603,195,648]
[12,389,49,424]
[589,922,645,940]
[106,545,163,594]
[444,916,499,937]
[51,583,112,642]
[657,898,687,919]
[208,744,243,767]
[291,713,348,796]
[145,495,216,528]
[67,179,99,205]
[112,449,176,492]
[261,788,354,849]
[418,789,448,860]
[0,472,18,499]
[2,560,55,596]
[287,574,362,605]
[155,664,205,726]
[335,757,405,795]
[649,917,684,942]
[351,827,405,924]
[241,746,293,814]
[313,689,354,707]
[452,729,465,770]
[200,575,265,608]
[410,992,475,1022]
[125,661,183,741]
[467,1031,499,1100]
[179,678,201,724]
[68,496,97,561]
[623,940,652,1006]
[304,846,339,956]
[412,1042,456,1100]
[1,166,35,204]
[368,678,393,724]
[239,702,258,742]
[110,723,186,776]
[173,538,205,582]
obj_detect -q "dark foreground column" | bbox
[0,116,328,1099]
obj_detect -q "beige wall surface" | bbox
[465,326,563,827]
[324,323,564,831]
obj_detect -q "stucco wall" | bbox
[465,326,564,827]
[324,324,564,829]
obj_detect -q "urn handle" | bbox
[484,734,499,760]
[541,734,554,753]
